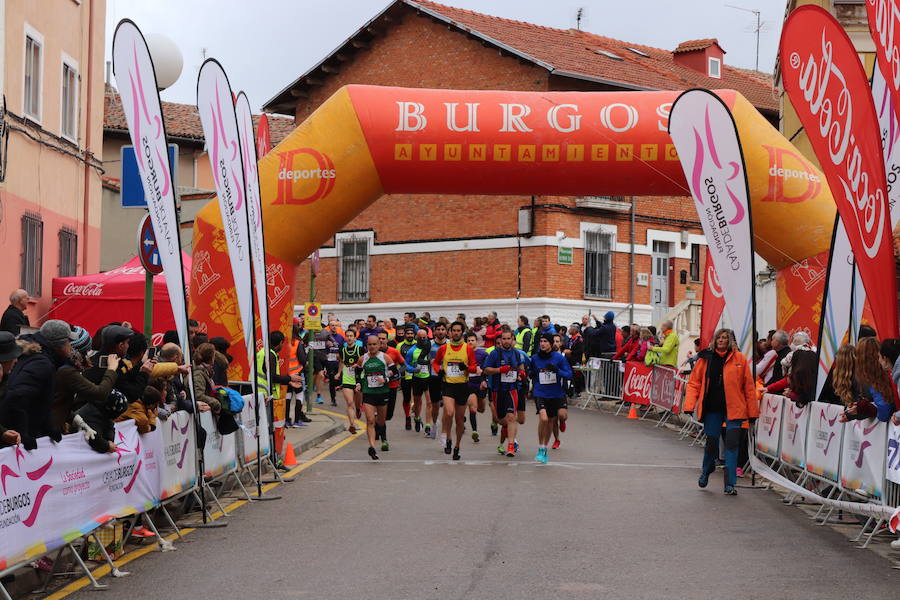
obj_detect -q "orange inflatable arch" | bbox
[190,85,835,378]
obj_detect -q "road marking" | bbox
[317,458,694,469]
[312,406,364,428]
[44,429,364,600]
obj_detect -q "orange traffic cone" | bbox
[283,442,298,467]
[627,403,639,419]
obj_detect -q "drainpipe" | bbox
[629,196,635,324]
[81,0,95,273]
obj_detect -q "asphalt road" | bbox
[68,406,898,599]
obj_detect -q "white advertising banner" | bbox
[886,422,900,485]
[0,422,158,570]
[756,393,783,457]
[816,219,854,401]
[668,89,755,356]
[239,394,271,465]
[157,411,197,500]
[806,402,845,482]
[111,21,192,357]
[196,59,255,372]
[199,411,237,478]
[780,400,809,468]
[841,417,887,498]
[235,92,271,393]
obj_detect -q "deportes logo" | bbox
[275,148,336,205]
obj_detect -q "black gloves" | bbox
[749,417,758,426]
[23,435,37,450]
[48,430,62,443]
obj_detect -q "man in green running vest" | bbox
[355,334,395,460]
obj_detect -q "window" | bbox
[24,29,43,120]
[708,57,721,79]
[21,213,43,296]
[58,227,77,277]
[61,60,78,141]
[338,234,371,302]
[584,230,613,298]
[690,243,701,282]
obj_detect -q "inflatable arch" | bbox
[189,85,835,378]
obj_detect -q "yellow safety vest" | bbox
[256,347,281,399]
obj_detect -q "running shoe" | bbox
[514,440,519,452]
[424,424,431,437]
[285,419,293,428]
[472,431,479,443]
[440,432,448,447]
[698,472,709,488]
[497,444,505,455]
[559,420,566,433]
[444,438,452,455]
[724,486,737,496]
[490,422,499,436]
[348,424,357,435]
[331,400,337,406]
[534,448,543,463]
[295,421,308,428]
[506,443,516,457]
[299,414,312,423]
[415,418,422,432]
[405,416,412,431]
[368,447,379,460]
[452,447,461,461]
[430,427,437,440]
[381,440,390,452]
[540,448,549,464]
[551,440,561,450]
[132,526,154,538]
[316,396,324,404]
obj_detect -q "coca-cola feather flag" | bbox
[782,5,898,338]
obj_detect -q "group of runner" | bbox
[315,315,575,462]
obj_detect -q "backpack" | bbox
[213,385,245,413]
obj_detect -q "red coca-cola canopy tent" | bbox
[49,254,191,345]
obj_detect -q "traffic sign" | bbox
[304,302,322,331]
[138,214,164,275]
[121,144,178,208]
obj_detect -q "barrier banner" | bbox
[111,20,193,356]
[0,422,158,571]
[199,412,237,478]
[806,401,845,482]
[158,411,197,500]
[239,394,271,465]
[841,417,887,498]
[668,89,756,356]
[781,5,899,339]
[887,421,900,485]
[756,393,783,457]
[649,365,678,412]
[698,248,725,349]
[780,401,809,467]
[622,361,653,406]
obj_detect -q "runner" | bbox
[323,325,343,406]
[483,326,527,457]
[377,331,405,428]
[355,335,395,459]
[338,327,364,434]
[427,322,448,440]
[464,331,489,442]
[404,329,432,432]
[396,325,417,430]
[309,328,330,404]
[433,321,478,460]
[551,333,566,448]
[530,334,573,463]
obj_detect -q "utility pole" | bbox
[725,4,763,71]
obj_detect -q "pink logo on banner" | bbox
[170,418,191,469]
[824,431,837,455]
[789,404,804,443]
[0,454,54,527]
[690,107,746,225]
[855,440,873,468]
[820,408,839,428]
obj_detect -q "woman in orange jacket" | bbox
[684,328,759,495]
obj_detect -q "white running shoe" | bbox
[440,432,447,446]
[891,538,900,550]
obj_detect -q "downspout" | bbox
[81,0,95,273]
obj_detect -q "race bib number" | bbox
[367,375,382,388]
[500,370,517,383]
[539,370,557,385]
[415,364,427,374]
[446,364,463,378]
[327,353,338,362]
[310,341,325,350]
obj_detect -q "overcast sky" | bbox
[104,0,788,113]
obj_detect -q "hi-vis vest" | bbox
[515,328,531,353]
[256,347,281,399]
[288,340,303,379]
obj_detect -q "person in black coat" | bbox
[0,320,75,448]
[0,289,30,336]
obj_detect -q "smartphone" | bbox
[99,355,109,369]
[147,346,158,360]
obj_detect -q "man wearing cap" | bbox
[0,320,76,448]
[0,289,30,336]
[0,332,23,446]
[594,311,618,358]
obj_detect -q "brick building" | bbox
[262,0,777,327]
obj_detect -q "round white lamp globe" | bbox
[145,32,183,90]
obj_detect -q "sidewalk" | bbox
[283,405,348,457]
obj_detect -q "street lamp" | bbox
[145,32,183,91]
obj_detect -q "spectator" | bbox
[684,328,758,495]
[1,320,80,448]
[470,317,486,348]
[255,330,301,413]
[630,327,654,362]
[858,325,877,340]
[51,327,120,433]
[679,338,702,375]
[75,389,128,453]
[563,324,584,366]
[648,325,658,343]
[514,316,533,354]
[484,311,502,348]
[192,343,222,414]
[767,350,817,407]
[651,320,681,368]
[116,382,161,433]
[757,330,790,385]
[1,289,30,336]
[209,336,232,386]
[115,332,158,403]
[162,330,180,346]
[819,344,856,406]
[188,319,200,340]
[614,325,640,361]
[594,312,618,357]
[840,337,895,423]
[530,315,557,356]
[0,333,23,447]
[781,331,815,375]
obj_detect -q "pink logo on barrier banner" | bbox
[170,417,191,469]
[789,405,804,443]
[823,431,837,455]
[0,454,54,527]
[855,440,873,468]
[820,408,839,428]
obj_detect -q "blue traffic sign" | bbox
[121,144,178,208]
[138,215,163,275]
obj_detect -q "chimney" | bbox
[672,39,725,79]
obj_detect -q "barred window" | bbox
[58,227,77,277]
[21,213,43,296]
[584,230,613,299]
[338,235,370,302]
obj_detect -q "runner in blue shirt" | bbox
[483,326,526,457]
[529,334,573,463]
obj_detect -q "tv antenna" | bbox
[725,4,766,71]
[576,7,584,31]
